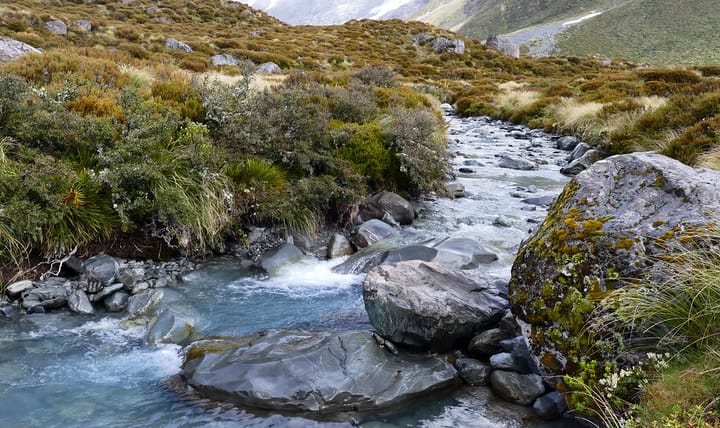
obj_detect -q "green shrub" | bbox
[351,65,396,87]
[338,122,395,189]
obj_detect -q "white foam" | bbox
[231,257,364,298]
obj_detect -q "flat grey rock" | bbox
[181,329,459,414]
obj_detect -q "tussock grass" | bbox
[595,231,720,425]
[554,98,604,129]
[496,89,541,112]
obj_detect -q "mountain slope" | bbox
[449,0,618,40]
[557,0,720,65]
[240,0,428,25]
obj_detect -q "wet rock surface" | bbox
[363,261,507,351]
[180,329,459,414]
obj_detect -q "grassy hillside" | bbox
[557,0,720,66]
[453,0,619,40]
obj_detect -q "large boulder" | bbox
[44,20,67,35]
[210,54,238,66]
[81,254,120,293]
[180,329,459,413]
[359,191,415,225]
[0,37,41,62]
[485,35,520,59]
[256,61,282,74]
[509,152,720,380]
[165,37,193,53]
[364,261,507,351]
[429,37,465,54]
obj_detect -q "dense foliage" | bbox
[0,61,447,278]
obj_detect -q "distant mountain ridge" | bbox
[239,0,718,65]
[240,0,429,25]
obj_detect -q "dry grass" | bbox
[554,98,604,127]
[496,88,541,112]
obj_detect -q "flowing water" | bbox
[0,112,579,428]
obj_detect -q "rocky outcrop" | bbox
[0,37,41,62]
[429,36,465,54]
[210,54,238,66]
[180,329,459,413]
[509,152,720,380]
[363,261,507,351]
[485,35,520,59]
[256,62,282,74]
[165,38,193,53]
[44,20,67,35]
[75,20,92,32]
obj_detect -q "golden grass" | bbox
[496,88,541,112]
[554,97,604,128]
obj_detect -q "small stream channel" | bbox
[0,110,580,427]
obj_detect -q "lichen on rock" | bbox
[509,152,720,381]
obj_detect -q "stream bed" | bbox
[0,111,580,427]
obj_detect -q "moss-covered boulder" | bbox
[509,152,720,380]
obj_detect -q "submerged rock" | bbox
[180,329,459,414]
[498,154,537,171]
[147,308,195,345]
[258,242,304,274]
[363,261,507,351]
[127,288,165,319]
[510,152,720,380]
[432,237,499,269]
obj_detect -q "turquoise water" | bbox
[0,115,580,427]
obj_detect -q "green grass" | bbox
[577,231,720,426]
[557,0,720,66]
